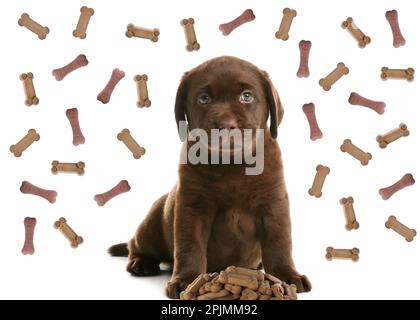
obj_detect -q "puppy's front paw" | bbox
[126,255,160,276]
[270,266,312,293]
[166,279,190,299]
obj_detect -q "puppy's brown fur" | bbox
[109,56,311,298]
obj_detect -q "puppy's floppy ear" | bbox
[259,71,284,139]
[174,72,190,141]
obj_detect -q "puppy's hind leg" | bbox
[127,194,171,277]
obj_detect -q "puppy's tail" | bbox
[108,243,129,257]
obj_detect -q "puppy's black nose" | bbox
[219,119,238,130]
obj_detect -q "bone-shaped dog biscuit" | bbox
[97,68,126,104]
[22,217,36,255]
[181,273,213,300]
[218,271,259,290]
[225,266,264,281]
[198,290,230,300]
[225,283,242,295]
[379,173,415,200]
[51,161,85,175]
[94,180,131,206]
[54,218,83,248]
[20,181,57,203]
[319,63,349,91]
[377,123,409,149]
[66,108,85,146]
[341,17,371,48]
[386,216,416,242]
[302,103,323,141]
[10,129,40,157]
[326,247,359,261]
[19,73,39,106]
[219,9,255,36]
[134,75,151,108]
[386,10,406,48]
[381,67,414,81]
[272,283,284,299]
[297,40,311,78]
[181,18,200,51]
[340,197,359,231]
[18,13,49,40]
[348,92,386,115]
[117,129,146,159]
[275,8,297,40]
[126,24,160,42]
[340,139,372,166]
[52,54,89,81]
[284,284,298,300]
[240,288,259,300]
[73,6,94,39]
[308,165,330,198]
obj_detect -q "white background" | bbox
[1,0,419,300]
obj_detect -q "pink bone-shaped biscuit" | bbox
[385,10,406,48]
[97,68,126,104]
[379,173,415,200]
[297,40,311,78]
[94,180,131,206]
[52,54,89,81]
[66,108,85,146]
[22,217,37,255]
[302,103,323,141]
[20,181,57,203]
[348,92,386,115]
[219,9,255,36]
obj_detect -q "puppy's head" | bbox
[175,56,283,142]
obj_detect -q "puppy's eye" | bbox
[239,90,254,104]
[198,93,212,105]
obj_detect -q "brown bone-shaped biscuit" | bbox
[20,181,57,203]
[218,271,259,290]
[94,180,131,206]
[275,8,297,40]
[319,63,349,91]
[97,68,126,104]
[379,173,415,200]
[52,54,89,81]
[22,217,37,255]
[181,18,200,51]
[381,67,414,81]
[377,123,409,149]
[326,247,359,261]
[19,73,39,106]
[198,290,230,300]
[51,161,85,175]
[302,103,323,141]
[297,40,311,78]
[308,165,330,198]
[385,216,416,242]
[225,266,264,281]
[134,75,151,108]
[66,108,85,146]
[386,10,406,48]
[180,273,213,300]
[340,197,359,230]
[340,139,372,166]
[341,17,371,48]
[348,92,385,115]
[117,129,146,159]
[126,24,160,42]
[219,9,255,36]
[18,13,49,40]
[73,6,94,39]
[54,218,83,248]
[10,129,40,157]
[240,288,259,300]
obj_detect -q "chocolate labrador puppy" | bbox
[109,56,311,298]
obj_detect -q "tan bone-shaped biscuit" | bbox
[225,266,264,281]
[340,139,372,166]
[66,108,85,146]
[326,247,359,261]
[181,18,200,51]
[19,73,39,106]
[198,289,230,300]
[341,17,371,48]
[340,197,359,230]
[117,129,146,159]
[215,294,240,300]
[386,10,406,48]
[308,165,330,198]
[73,6,94,39]
[319,63,349,91]
[218,271,259,290]
[385,216,416,242]
[219,9,255,36]
[18,13,49,40]
[381,67,414,81]
[94,180,131,206]
[284,284,298,300]
[240,288,259,300]
[134,75,151,108]
[51,161,85,175]
[126,24,160,42]
[20,181,57,203]
[379,173,415,200]
[377,123,409,148]
[275,8,297,40]
[22,217,36,255]
[224,283,242,295]
[180,273,213,300]
[297,40,311,78]
[10,129,40,157]
[54,218,83,248]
